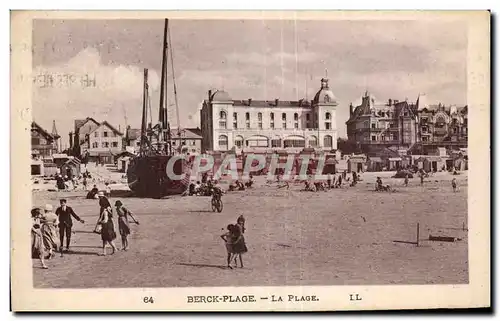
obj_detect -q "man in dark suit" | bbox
[55,199,85,252]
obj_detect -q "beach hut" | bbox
[347,154,367,173]
[323,156,338,174]
[60,158,81,179]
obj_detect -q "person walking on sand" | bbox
[230,223,248,268]
[221,224,236,269]
[41,204,59,259]
[55,199,85,253]
[98,205,118,255]
[404,174,409,187]
[31,208,48,269]
[115,200,139,251]
[452,178,458,192]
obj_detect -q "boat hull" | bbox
[127,155,190,198]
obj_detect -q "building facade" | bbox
[200,78,339,153]
[31,121,60,159]
[125,127,202,155]
[72,118,123,164]
[345,92,468,156]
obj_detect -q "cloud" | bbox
[32,48,161,147]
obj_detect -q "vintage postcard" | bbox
[10,10,490,311]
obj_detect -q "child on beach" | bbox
[221,224,236,269]
[452,178,457,192]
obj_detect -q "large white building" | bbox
[200,78,338,153]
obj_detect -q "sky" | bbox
[32,19,467,147]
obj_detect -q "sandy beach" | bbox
[31,171,468,288]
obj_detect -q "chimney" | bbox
[208,90,212,101]
[248,98,252,106]
[275,98,279,106]
[349,103,354,116]
[69,132,73,149]
[388,99,392,106]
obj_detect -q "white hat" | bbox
[44,204,53,211]
[98,191,105,197]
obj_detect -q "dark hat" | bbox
[31,208,41,217]
[115,200,123,206]
[60,199,67,203]
[237,215,245,223]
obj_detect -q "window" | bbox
[283,122,287,129]
[258,113,262,121]
[191,141,196,146]
[282,113,286,121]
[235,136,244,148]
[246,123,250,129]
[247,139,268,147]
[136,141,141,146]
[270,113,274,121]
[102,142,109,148]
[323,135,333,148]
[218,135,228,151]
[245,112,250,121]
[112,142,118,148]
[325,112,331,120]
[294,123,298,129]
[271,138,281,148]
[172,141,176,146]
[233,112,237,121]
[371,135,376,141]
[233,113,238,129]
[325,123,331,130]
[453,128,458,134]
[422,136,428,142]
[233,122,238,129]
[94,132,99,137]
[31,137,40,145]
[294,113,299,121]
[309,136,318,147]
[92,142,98,148]
[103,131,108,138]
[364,121,369,128]
[371,123,376,129]
[306,114,310,121]
[219,111,227,129]
[270,123,274,129]
[284,139,305,148]
[258,122,263,129]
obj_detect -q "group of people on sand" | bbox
[32,192,140,269]
[31,199,85,269]
[220,215,248,269]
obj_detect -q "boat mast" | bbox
[168,23,183,152]
[158,19,170,152]
[140,68,149,154]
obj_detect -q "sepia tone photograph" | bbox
[11,10,490,311]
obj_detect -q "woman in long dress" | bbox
[41,204,58,259]
[115,200,139,251]
[31,208,48,269]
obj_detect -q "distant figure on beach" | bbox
[86,185,99,199]
[82,176,88,191]
[105,182,111,197]
[404,174,409,187]
[115,200,139,251]
[327,174,332,189]
[56,175,65,191]
[233,215,247,268]
[452,178,458,192]
[420,172,424,186]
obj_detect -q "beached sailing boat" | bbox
[127,19,191,198]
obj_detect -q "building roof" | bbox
[88,121,123,136]
[170,127,202,140]
[74,117,100,132]
[313,78,336,104]
[126,128,141,141]
[32,121,60,140]
[211,90,232,101]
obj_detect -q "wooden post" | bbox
[416,223,420,247]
